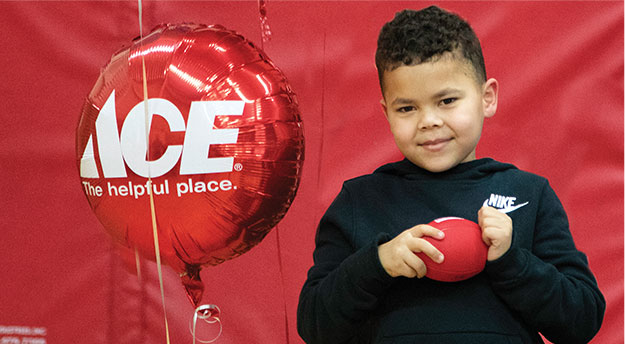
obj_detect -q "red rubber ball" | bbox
[416,217,488,282]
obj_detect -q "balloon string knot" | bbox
[191,304,222,343]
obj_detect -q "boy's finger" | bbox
[480,205,511,222]
[403,251,427,278]
[409,239,444,264]
[481,231,493,247]
[415,259,427,279]
[480,204,498,214]
[409,224,445,239]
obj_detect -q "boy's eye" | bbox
[441,98,457,105]
[397,106,416,113]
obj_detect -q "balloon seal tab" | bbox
[180,265,205,308]
[190,304,222,344]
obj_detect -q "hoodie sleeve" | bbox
[297,185,395,344]
[485,181,605,344]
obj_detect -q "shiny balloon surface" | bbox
[76,23,304,305]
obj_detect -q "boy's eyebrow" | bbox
[390,97,415,106]
[432,88,463,99]
[390,88,464,106]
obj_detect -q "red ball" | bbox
[416,217,488,282]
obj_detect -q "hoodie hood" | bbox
[374,158,517,181]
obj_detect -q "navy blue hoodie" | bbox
[297,158,604,344]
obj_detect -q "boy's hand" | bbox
[378,225,445,278]
[478,206,513,261]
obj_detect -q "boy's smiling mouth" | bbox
[419,138,453,151]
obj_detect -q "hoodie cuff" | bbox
[484,246,529,282]
[345,232,395,294]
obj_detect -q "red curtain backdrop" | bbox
[0,1,622,343]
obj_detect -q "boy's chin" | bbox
[421,163,458,173]
[407,150,477,173]
[409,157,467,173]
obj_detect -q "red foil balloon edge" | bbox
[76,23,304,306]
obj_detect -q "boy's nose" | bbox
[418,110,444,130]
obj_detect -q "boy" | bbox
[297,6,605,344]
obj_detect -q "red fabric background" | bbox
[0,1,622,343]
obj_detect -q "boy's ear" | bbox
[482,78,499,118]
[380,99,389,120]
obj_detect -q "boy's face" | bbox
[380,55,498,172]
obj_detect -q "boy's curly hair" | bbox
[375,6,486,89]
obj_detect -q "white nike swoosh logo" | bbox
[482,201,529,213]
[500,202,529,213]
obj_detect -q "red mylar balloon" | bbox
[76,23,304,306]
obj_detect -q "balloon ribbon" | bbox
[138,0,171,343]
